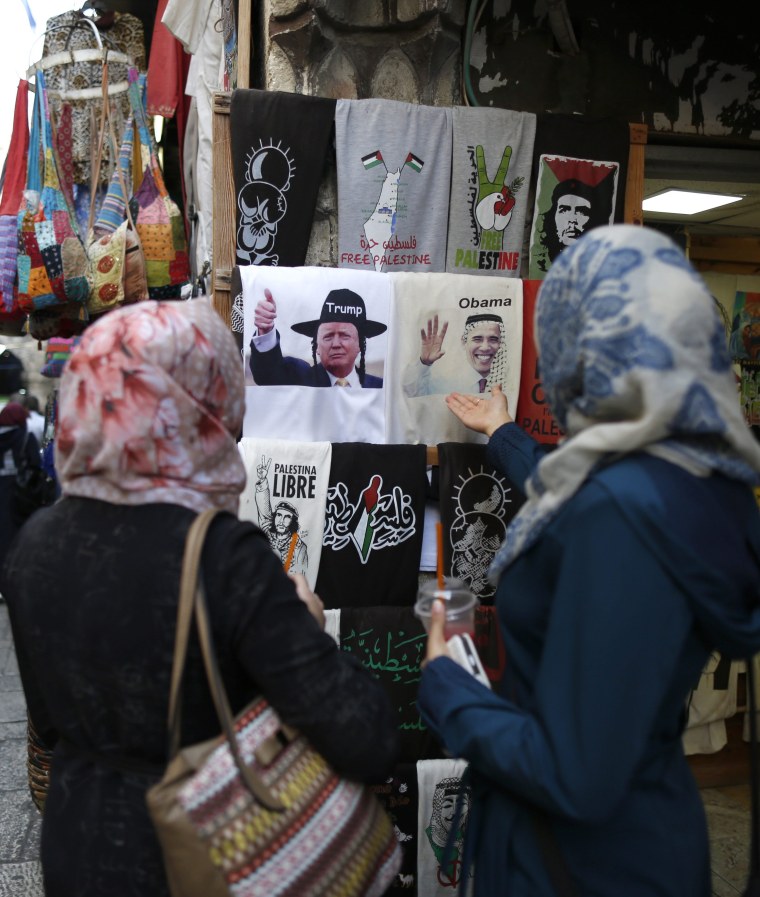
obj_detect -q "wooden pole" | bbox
[624,122,648,226]
[211,92,234,325]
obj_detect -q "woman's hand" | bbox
[445,383,513,437]
[289,573,325,630]
[423,599,452,666]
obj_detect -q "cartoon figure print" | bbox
[451,143,524,274]
[359,150,424,272]
[450,464,521,599]
[323,474,416,564]
[236,140,295,265]
[254,455,309,575]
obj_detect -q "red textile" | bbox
[514,280,563,444]
[146,0,192,216]
[147,0,185,119]
[0,80,30,216]
[54,104,75,210]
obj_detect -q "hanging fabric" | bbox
[146,0,193,215]
[0,80,31,333]
[39,9,147,187]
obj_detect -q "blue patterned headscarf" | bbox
[490,224,760,581]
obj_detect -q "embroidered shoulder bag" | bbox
[146,509,403,897]
[127,68,189,300]
[86,60,148,315]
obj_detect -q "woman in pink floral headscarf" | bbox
[56,297,246,512]
[1,299,399,897]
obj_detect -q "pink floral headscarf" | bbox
[56,298,246,513]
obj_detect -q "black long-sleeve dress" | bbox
[2,497,400,897]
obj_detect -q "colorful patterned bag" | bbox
[127,68,189,300]
[40,336,79,379]
[100,117,149,307]
[27,302,88,343]
[86,63,149,316]
[16,70,91,315]
[146,510,403,897]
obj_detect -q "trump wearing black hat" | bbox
[250,287,387,388]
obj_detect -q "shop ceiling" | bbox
[643,143,760,238]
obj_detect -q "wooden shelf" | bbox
[688,235,760,276]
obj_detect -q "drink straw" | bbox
[284,532,298,572]
[436,522,445,588]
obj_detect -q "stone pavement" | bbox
[0,602,44,897]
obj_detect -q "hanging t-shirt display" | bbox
[514,279,563,444]
[339,605,429,762]
[528,113,629,279]
[682,652,739,756]
[474,605,507,687]
[386,272,523,445]
[316,442,428,609]
[238,436,332,589]
[239,265,390,443]
[416,758,471,897]
[231,89,336,267]
[368,763,420,895]
[437,441,525,604]
[335,98,452,274]
[445,106,536,278]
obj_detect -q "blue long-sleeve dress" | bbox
[418,423,760,897]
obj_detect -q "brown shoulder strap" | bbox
[166,509,286,812]
[166,509,219,755]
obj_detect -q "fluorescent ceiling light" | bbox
[643,189,743,215]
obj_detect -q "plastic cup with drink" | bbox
[414,576,478,640]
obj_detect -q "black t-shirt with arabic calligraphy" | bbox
[316,442,428,609]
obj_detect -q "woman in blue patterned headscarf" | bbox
[418,225,760,897]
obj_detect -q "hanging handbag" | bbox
[100,116,149,305]
[16,70,91,315]
[0,79,30,334]
[85,60,148,315]
[126,68,189,301]
[146,509,403,897]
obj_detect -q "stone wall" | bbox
[262,0,467,266]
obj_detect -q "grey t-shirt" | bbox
[336,98,452,274]
[446,106,536,277]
